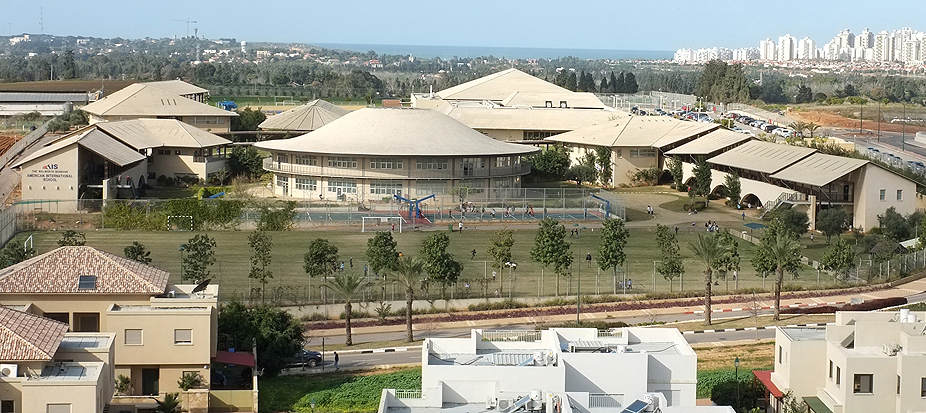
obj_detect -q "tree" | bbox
[879,207,909,241]
[598,76,610,93]
[623,72,639,93]
[488,229,514,271]
[805,122,821,138]
[577,70,593,92]
[248,230,273,303]
[666,156,684,190]
[177,372,204,391]
[57,230,86,247]
[821,238,856,283]
[774,208,809,238]
[816,208,850,243]
[228,146,264,178]
[231,107,267,132]
[714,230,741,290]
[696,60,728,101]
[323,272,372,346]
[609,71,621,93]
[724,172,741,207]
[61,50,77,80]
[394,256,425,342]
[688,232,734,325]
[758,230,802,320]
[566,164,597,186]
[420,233,463,293]
[153,393,182,413]
[304,238,339,278]
[365,231,399,275]
[565,72,577,92]
[598,217,630,291]
[595,146,613,186]
[182,234,216,283]
[530,218,572,296]
[217,301,303,376]
[794,84,813,104]
[124,241,152,264]
[0,243,35,268]
[691,156,712,198]
[655,224,684,291]
[527,145,571,180]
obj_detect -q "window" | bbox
[921,377,926,397]
[898,375,901,395]
[328,157,358,168]
[1,401,13,413]
[370,158,403,170]
[174,329,193,345]
[836,367,841,385]
[630,148,657,158]
[880,189,886,201]
[898,189,903,201]
[616,149,622,158]
[523,130,557,140]
[778,346,782,364]
[46,405,70,413]
[327,180,357,194]
[276,176,288,187]
[124,329,142,345]
[496,157,512,168]
[416,158,448,170]
[295,155,318,166]
[295,178,317,191]
[854,374,873,393]
[175,150,182,156]
[370,182,403,196]
[77,275,96,290]
[829,360,834,378]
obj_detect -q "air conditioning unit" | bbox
[498,399,511,410]
[0,364,18,377]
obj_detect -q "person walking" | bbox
[586,253,592,268]
[471,249,477,259]
[458,221,464,233]
[334,352,340,371]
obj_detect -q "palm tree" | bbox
[688,233,732,325]
[788,121,807,137]
[152,393,182,413]
[323,272,372,346]
[761,232,802,320]
[394,256,425,342]
[806,122,821,139]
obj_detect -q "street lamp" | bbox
[734,356,741,409]
[179,244,187,280]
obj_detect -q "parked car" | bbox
[774,128,794,137]
[288,349,323,368]
[762,124,779,133]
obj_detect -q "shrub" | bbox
[114,374,132,396]
[842,296,906,311]
[339,310,372,320]
[467,299,528,311]
[683,200,707,211]
[177,371,204,391]
[709,375,764,412]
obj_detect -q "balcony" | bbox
[263,158,531,180]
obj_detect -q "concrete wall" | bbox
[771,329,827,399]
[21,364,107,413]
[149,146,220,179]
[20,144,80,201]
[613,147,657,186]
[106,307,215,367]
[854,164,916,231]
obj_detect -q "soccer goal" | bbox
[167,215,194,231]
[361,216,403,233]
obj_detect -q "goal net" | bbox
[361,216,403,233]
[167,215,193,231]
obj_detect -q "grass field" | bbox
[15,221,838,304]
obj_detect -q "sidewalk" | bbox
[309,277,926,338]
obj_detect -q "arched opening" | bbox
[741,193,762,209]
[710,185,727,200]
[658,169,674,185]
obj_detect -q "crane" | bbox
[171,18,198,38]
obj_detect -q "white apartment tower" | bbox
[858,28,874,49]
[797,37,816,60]
[874,31,893,61]
[778,34,796,61]
[760,38,777,60]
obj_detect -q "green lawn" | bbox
[15,221,835,304]
[259,367,420,413]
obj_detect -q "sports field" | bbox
[12,223,837,304]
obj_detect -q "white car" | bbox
[774,128,794,138]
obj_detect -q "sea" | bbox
[313,43,673,61]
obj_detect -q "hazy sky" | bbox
[2,0,922,51]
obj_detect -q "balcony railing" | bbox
[481,330,542,342]
[588,393,624,408]
[394,389,423,399]
[263,158,530,179]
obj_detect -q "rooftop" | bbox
[32,362,100,382]
[707,140,816,174]
[437,101,621,132]
[780,327,826,342]
[664,129,753,155]
[258,99,351,131]
[13,128,145,168]
[142,79,209,96]
[547,115,718,148]
[58,334,113,350]
[254,108,539,157]
[769,152,869,187]
[434,68,571,101]
[81,83,236,118]
[0,306,68,361]
[0,246,169,295]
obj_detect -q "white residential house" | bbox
[756,310,926,413]
[379,327,734,413]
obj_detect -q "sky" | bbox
[1,0,923,51]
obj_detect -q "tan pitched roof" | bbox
[437,68,570,101]
[500,91,606,109]
[665,129,754,155]
[255,107,539,157]
[0,306,67,361]
[258,99,350,131]
[143,80,209,96]
[12,128,145,168]
[82,83,236,118]
[547,116,719,148]
[437,102,623,132]
[707,140,817,174]
[769,153,870,187]
[0,246,169,295]
[96,119,231,149]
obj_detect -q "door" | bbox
[142,368,159,396]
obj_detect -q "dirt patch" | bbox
[693,340,774,371]
[792,110,926,134]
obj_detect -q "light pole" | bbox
[734,356,740,410]
[179,244,187,280]
[576,260,581,327]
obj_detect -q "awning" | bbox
[803,396,834,413]
[753,370,783,398]
[213,350,255,367]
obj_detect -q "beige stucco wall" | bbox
[106,307,215,367]
[20,144,80,201]
[771,329,827,399]
[149,147,226,180]
[2,293,152,329]
[21,367,107,413]
[91,115,231,133]
[613,147,657,186]
[854,164,916,231]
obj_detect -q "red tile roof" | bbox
[753,370,784,399]
[0,306,67,361]
[0,246,169,295]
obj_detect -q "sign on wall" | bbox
[26,164,73,182]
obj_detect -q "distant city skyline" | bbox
[1,0,924,52]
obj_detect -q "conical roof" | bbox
[258,99,350,131]
[255,107,538,157]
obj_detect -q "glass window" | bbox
[1,401,12,413]
[880,189,886,201]
[328,157,358,168]
[370,158,403,170]
[77,275,96,290]
[854,374,873,393]
[174,329,192,345]
[897,189,903,201]
[462,158,486,168]
[523,130,557,140]
[836,367,841,385]
[630,148,657,158]
[370,181,403,195]
[778,346,782,364]
[276,175,288,187]
[921,377,926,397]
[295,178,317,191]
[327,180,357,194]
[124,329,142,345]
[295,155,318,166]
[898,375,901,395]
[829,360,833,378]
[416,158,448,170]
[496,157,512,168]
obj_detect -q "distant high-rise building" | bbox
[874,31,892,61]
[902,39,921,63]
[778,34,796,61]
[760,38,777,60]
[797,37,816,60]
[240,41,247,54]
[859,28,874,49]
